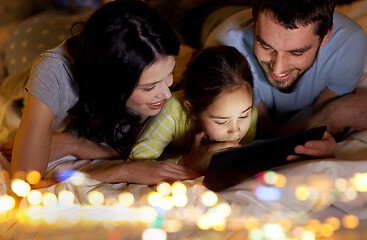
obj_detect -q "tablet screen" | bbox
[203,126,327,192]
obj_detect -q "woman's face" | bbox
[126,56,175,116]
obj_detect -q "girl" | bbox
[10,0,197,185]
[130,46,257,174]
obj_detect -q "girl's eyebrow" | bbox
[210,105,253,119]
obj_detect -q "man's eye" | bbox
[260,42,271,50]
[291,51,304,56]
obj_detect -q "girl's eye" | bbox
[239,115,249,120]
[144,85,156,92]
[215,121,228,125]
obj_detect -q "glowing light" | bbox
[197,215,211,230]
[301,230,316,240]
[161,196,174,210]
[351,173,367,192]
[157,182,171,196]
[215,202,231,218]
[88,191,104,206]
[161,219,183,233]
[171,182,187,195]
[58,190,75,207]
[142,228,167,240]
[42,192,57,207]
[325,216,340,231]
[295,185,309,201]
[11,179,31,197]
[343,187,357,201]
[320,223,334,238]
[201,191,218,207]
[55,170,86,185]
[148,191,163,207]
[255,185,281,201]
[27,205,44,220]
[27,190,43,205]
[26,170,41,185]
[172,193,188,207]
[279,219,292,232]
[0,195,15,212]
[262,224,285,239]
[139,206,157,223]
[248,229,263,240]
[244,217,260,231]
[342,214,359,229]
[118,192,134,207]
[335,178,348,192]
[274,174,287,188]
[263,171,278,185]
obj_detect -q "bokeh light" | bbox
[201,191,218,207]
[11,179,31,197]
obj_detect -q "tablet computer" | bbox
[203,126,327,192]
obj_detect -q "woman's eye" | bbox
[239,115,248,120]
[144,85,156,92]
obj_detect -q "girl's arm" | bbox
[11,93,54,178]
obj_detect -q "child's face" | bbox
[198,87,253,144]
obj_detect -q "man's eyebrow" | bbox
[256,36,312,53]
[209,105,252,119]
[256,36,273,49]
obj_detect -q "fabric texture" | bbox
[203,9,367,122]
[26,42,78,131]
[129,90,258,162]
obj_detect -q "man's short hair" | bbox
[252,0,336,39]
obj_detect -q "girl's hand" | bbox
[287,131,336,161]
[182,131,240,174]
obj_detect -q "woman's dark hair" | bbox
[67,0,180,157]
[252,0,336,39]
[184,46,253,118]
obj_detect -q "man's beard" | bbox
[255,46,320,94]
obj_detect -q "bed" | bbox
[0,1,367,239]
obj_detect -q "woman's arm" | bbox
[11,93,54,178]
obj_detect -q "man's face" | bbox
[253,12,326,93]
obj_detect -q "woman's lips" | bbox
[147,100,164,110]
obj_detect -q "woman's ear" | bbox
[184,100,197,119]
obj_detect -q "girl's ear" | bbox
[184,100,197,119]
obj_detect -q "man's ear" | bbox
[321,26,333,47]
[184,100,197,119]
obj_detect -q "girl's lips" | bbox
[147,100,164,110]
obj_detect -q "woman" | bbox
[10,0,197,185]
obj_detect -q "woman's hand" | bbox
[0,140,14,162]
[287,131,336,161]
[88,161,200,185]
[49,132,119,162]
[182,131,240,174]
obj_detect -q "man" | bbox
[202,0,367,147]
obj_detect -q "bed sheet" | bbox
[1,1,367,239]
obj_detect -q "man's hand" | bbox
[312,92,367,135]
[287,131,336,161]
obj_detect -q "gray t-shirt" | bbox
[27,42,78,131]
